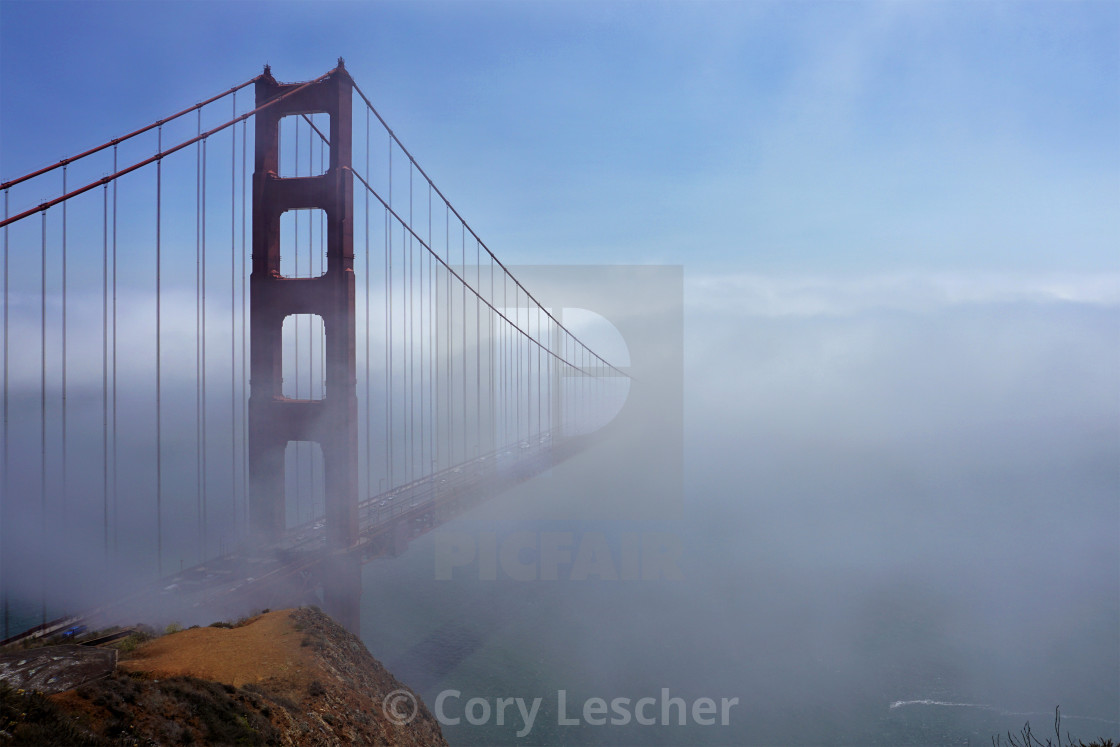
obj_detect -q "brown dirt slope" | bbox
[120,609,315,696]
[0,607,447,747]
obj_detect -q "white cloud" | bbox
[687,271,1120,318]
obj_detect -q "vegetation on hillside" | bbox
[993,707,1116,747]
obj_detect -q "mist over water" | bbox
[0,261,1114,745]
[360,279,1119,746]
[0,266,1115,746]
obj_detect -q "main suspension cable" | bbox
[350,79,628,380]
[347,167,596,377]
[0,71,333,230]
[0,76,262,192]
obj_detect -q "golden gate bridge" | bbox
[0,60,632,638]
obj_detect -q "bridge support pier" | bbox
[321,550,361,637]
[249,61,360,633]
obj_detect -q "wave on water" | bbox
[890,700,991,710]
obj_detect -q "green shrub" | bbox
[115,631,150,654]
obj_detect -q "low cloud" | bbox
[687,271,1120,318]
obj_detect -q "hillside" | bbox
[0,607,447,746]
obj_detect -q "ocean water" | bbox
[360,504,1119,746]
[360,298,1120,746]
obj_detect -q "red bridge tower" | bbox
[248,62,360,632]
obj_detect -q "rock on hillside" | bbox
[0,607,447,746]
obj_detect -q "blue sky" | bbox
[2,0,1117,277]
[2,6,1118,734]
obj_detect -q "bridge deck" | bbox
[26,432,590,637]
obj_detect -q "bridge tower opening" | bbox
[248,61,360,631]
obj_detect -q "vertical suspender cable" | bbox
[60,169,67,525]
[540,309,544,438]
[2,189,9,639]
[574,344,579,432]
[102,183,109,562]
[407,166,416,481]
[525,291,530,441]
[429,245,434,474]
[428,187,434,475]
[320,133,327,505]
[546,317,551,437]
[445,206,450,467]
[533,306,538,440]
[461,224,466,460]
[515,289,519,443]
[576,343,580,432]
[418,176,424,478]
[503,273,507,447]
[489,256,494,453]
[111,147,118,552]
[443,206,448,468]
[527,295,533,439]
[408,166,414,482]
[195,111,202,559]
[302,125,309,515]
[547,311,552,436]
[388,205,394,489]
[416,175,423,479]
[201,137,208,553]
[307,125,314,516]
[433,205,440,473]
[523,292,527,442]
[320,140,325,508]
[411,221,419,478]
[524,301,529,439]
[522,292,526,441]
[241,119,248,529]
[40,209,47,624]
[586,347,595,430]
[313,126,321,513]
[156,126,163,577]
[230,92,237,541]
[386,134,393,489]
[319,135,325,398]
[364,107,370,498]
[531,306,536,439]
[294,126,301,519]
[308,124,315,518]
[515,285,520,446]
[412,182,418,481]
[501,272,506,447]
[474,239,479,456]
[544,309,549,437]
